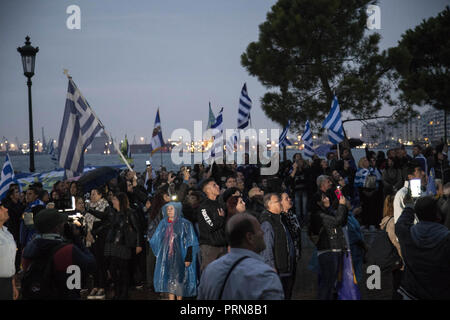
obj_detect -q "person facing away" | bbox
[197,213,284,300]
[395,196,450,300]
[150,202,199,300]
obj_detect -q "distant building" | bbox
[87,132,112,154]
[361,108,449,146]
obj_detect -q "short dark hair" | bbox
[226,213,256,247]
[414,196,438,222]
[406,161,422,176]
[200,178,216,192]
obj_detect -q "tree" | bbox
[241,0,396,136]
[388,6,450,142]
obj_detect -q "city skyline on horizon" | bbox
[1,0,449,145]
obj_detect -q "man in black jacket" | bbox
[396,196,450,299]
[259,193,296,299]
[197,178,227,272]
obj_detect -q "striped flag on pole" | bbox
[58,79,103,178]
[0,154,16,200]
[149,109,164,155]
[322,95,345,145]
[302,120,314,157]
[207,102,216,130]
[237,83,252,129]
[279,120,292,148]
[207,107,224,162]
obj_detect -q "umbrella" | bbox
[331,138,364,150]
[78,166,121,194]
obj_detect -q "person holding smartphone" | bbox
[393,162,425,224]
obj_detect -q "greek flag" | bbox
[150,109,164,155]
[226,131,239,160]
[207,107,224,162]
[302,120,314,157]
[322,95,345,145]
[207,102,216,130]
[426,167,437,196]
[48,139,58,163]
[0,154,16,200]
[279,120,292,148]
[58,79,103,178]
[237,83,252,129]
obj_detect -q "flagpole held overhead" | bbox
[60,69,133,174]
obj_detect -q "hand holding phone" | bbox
[334,186,343,200]
[409,179,421,198]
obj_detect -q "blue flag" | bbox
[322,95,345,145]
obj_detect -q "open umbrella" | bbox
[78,166,121,194]
[331,138,364,150]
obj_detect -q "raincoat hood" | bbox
[410,221,449,249]
[162,202,183,220]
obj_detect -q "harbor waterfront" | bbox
[7,148,413,174]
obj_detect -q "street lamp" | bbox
[17,36,39,172]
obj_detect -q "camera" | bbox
[55,196,76,212]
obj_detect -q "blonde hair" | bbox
[358,157,368,169]
[383,195,394,218]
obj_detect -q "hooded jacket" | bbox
[395,207,450,299]
[21,235,96,299]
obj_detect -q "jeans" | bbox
[318,251,341,300]
[294,190,308,226]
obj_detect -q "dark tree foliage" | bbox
[241,0,394,134]
[388,6,450,112]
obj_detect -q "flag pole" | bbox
[63,69,133,172]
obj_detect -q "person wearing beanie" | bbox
[21,208,96,300]
[395,196,450,299]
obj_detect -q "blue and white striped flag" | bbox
[302,120,314,158]
[58,79,103,178]
[48,139,58,163]
[237,83,252,129]
[150,109,164,155]
[322,95,345,145]
[207,107,224,163]
[0,154,16,200]
[279,120,292,148]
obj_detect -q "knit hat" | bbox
[34,208,68,234]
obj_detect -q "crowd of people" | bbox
[0,142,449,300]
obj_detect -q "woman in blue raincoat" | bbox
[149,202,199,300]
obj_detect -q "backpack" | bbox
[21,243,68,300]
[366,218,402,272]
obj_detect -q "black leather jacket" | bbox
[88,206,142,248]
[310,203,348,251]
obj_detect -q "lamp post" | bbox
[17,36,39,172]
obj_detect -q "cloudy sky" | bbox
[1,0,449,145]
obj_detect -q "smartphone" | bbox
[334,186,343,200]
[409,179,421,198]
